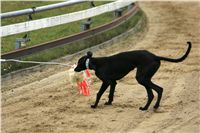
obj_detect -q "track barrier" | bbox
[1,4,138,59]
[1,0,134,37]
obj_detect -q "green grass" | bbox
[1,1,112,53]
[1,10,144,75]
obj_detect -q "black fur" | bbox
[74,42,191,110]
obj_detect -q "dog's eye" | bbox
[78,60,83,65]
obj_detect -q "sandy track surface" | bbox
[2,2,200,133]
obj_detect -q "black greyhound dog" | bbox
[74,42,191,110]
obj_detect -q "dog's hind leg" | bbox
[144,62,163,109]
[136,74,154,111]
[150,82,163,109]
[136,61,160,110]
[91,82,110,108]
[105,81,117,105]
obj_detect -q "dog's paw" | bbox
[139,107,148,111]
[104,102,112,105]
[91,105,97,108]
[153,104,159,109]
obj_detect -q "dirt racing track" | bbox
[2,2,200,133]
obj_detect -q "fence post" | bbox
[114,8,123,17]
[81,18,92,31]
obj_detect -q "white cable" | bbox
[1,59,72,67]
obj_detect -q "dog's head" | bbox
[74,51,93,72]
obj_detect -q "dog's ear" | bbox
[87,51,93,58]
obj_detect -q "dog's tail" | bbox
[157,42,192,63]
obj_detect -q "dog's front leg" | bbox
[105,81,117,105]
[91,82,109,108]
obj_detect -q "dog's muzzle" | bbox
[74,67,81,72]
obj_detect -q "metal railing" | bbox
[0,0,86,19]
[1,0,133,37]
[1,4,139,59]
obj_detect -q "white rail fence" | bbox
[0,0,134,37]
[0,0,86,19]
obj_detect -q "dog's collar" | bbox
[85,58,90,69]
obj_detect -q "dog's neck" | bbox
[85,58,96,70]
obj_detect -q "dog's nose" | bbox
[74,67,80,72]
